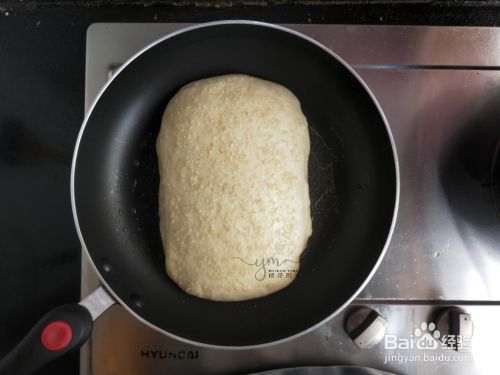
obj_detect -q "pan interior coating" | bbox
[156,74,312,301]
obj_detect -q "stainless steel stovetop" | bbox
[82,23,500,375]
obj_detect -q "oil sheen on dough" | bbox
[156,74,312,301]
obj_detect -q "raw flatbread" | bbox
[156,74,311,301]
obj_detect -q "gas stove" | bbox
[82,23,500,375]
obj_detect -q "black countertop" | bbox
[1,2,499,374]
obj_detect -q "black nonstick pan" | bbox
[0,21,399,375]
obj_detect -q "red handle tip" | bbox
[41,321,73,351]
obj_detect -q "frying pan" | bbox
[0,21,399,375]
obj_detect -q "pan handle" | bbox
[0,286,115,375]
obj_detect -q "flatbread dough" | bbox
[156,74,311,301]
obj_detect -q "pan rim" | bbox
[70,19,400,350]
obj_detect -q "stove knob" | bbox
[435,307,474,351]
[345,307,387,349]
